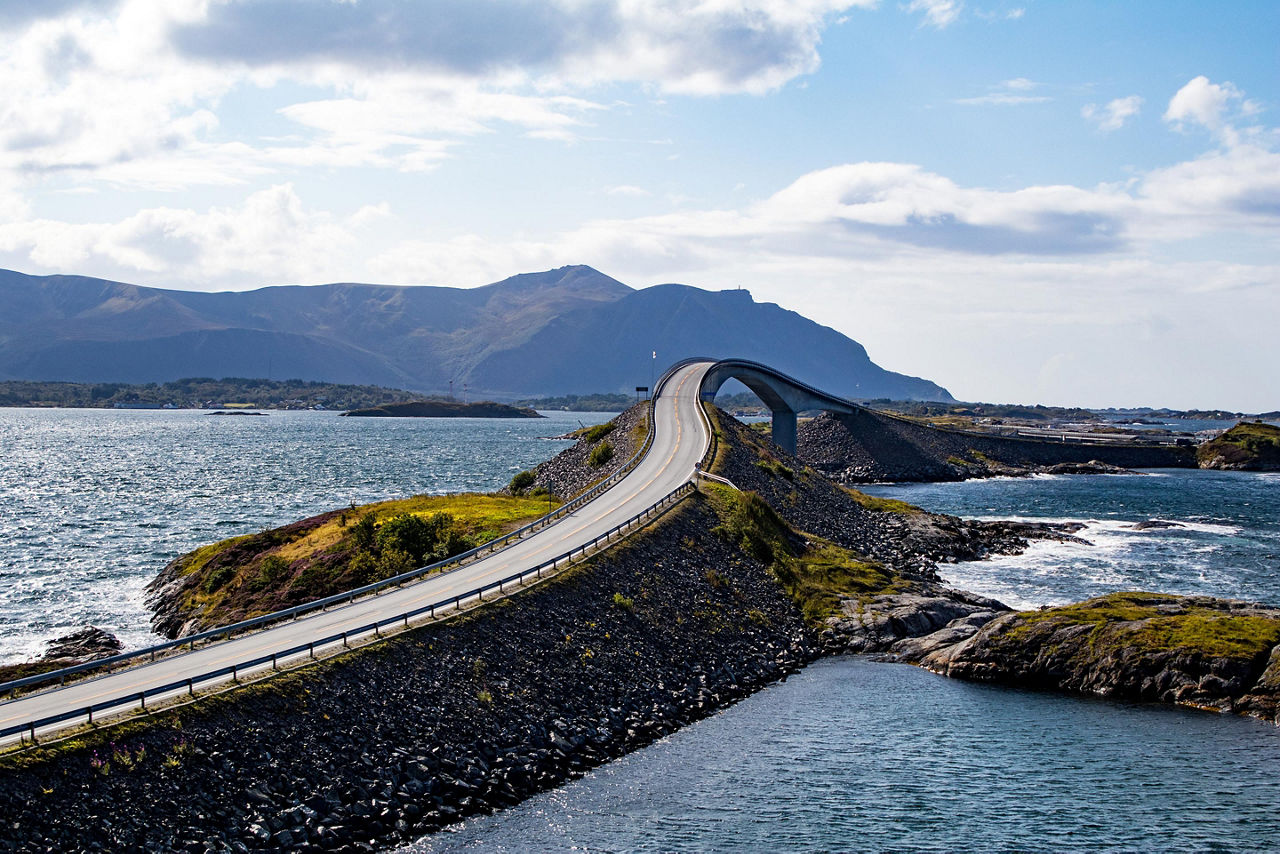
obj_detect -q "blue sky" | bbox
[0,1,1276,409]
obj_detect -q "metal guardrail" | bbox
[1,481,697,745]
[1,395,662,702]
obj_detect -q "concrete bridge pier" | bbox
[698,359,862,457]
[770,409,797,455]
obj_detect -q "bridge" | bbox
[0,359,860,747]
[697,357,862,454]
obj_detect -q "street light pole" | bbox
[650,350,656,399]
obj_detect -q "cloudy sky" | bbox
[1,0,1276,409]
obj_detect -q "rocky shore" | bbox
[518,402,649,500]
[0,498,818,852]
[798,409,1193,483]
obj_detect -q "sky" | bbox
[0,1,1276,410]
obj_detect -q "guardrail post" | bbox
[87,706,93,726]
[232,664,238,683]
[308,643,315,660]
[29,723,36,745]
[272,653,278,670]
[139,692,146,711]
[188,678,194,696]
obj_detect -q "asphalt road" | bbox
[0,361,714,743]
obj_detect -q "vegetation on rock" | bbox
[1197,421,1280,470]
[149,493,557,635]
[701,484,903,625]
[587,441,615,467]
[0,377,419,410]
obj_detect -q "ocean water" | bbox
[409,657,1280,853]
[859,469,1280,610]
[4,412,1278,851]
[0,407,610,664]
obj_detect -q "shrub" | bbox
[202,564,237,594]
[376,512,451,565]
[588,441,614,467]
[249,554,291,591]
[347,551,379,586]
[350,512,377,551]
[509,469,537,494]
[376,547,415,580]
[584,422,616,443]
[612,592,635,611]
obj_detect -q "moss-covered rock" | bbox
[145,493,555,637]
[919,592,1280,722]
[1197,421,1280,470]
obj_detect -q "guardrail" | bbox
[1,480,698,746]
[1,396,661,702]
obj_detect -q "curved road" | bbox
[1,361,715,744]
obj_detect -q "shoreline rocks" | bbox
[798,409,1193,484]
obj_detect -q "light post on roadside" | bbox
[650,350,656,399]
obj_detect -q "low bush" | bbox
[588,441,614,467]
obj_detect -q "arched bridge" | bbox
[2,357,856,746]
[692,358,862,455]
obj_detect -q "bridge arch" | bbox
[696,358,861,455]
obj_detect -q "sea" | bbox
[2,408,1278,851]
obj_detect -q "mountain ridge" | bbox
[0,265,952,402]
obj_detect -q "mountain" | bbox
[0,266,952,402]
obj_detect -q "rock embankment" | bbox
[0,497,818,852]
[707,407,1089,578]
[798,409,1193,483]
[883,592,1280,723]
[522,402,649,500]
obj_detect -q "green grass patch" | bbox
[583,422,616,443]
[167,492,558,632]
[1198,421,1280,468]
[702,483,903,625]
[1008,592,1280,659]
[842,487,922,514]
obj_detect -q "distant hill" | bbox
[0,266,952,402]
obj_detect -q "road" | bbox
[1,360,714,744]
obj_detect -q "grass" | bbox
[1007,592,1280,659]
[842,487,922,515]
[172,492,558,630]
[582,422,616,443]
[1197,421,1280,467]
[701,482,902,625]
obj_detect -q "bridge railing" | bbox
[1,480,698,745]
[1,396,662,702]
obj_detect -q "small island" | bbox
[1197,421,1280,471]
[341,400,543,418]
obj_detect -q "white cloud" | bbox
[605,185,652,197]
[954,77,1049,106]
[0,0,877,194]
[0,184,379,286]
[1165,75,1243,132]
[1082,95,1142,132]
[906,0,963,29]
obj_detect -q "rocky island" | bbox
[1197,421,1280,470]
[342,399,543,418]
